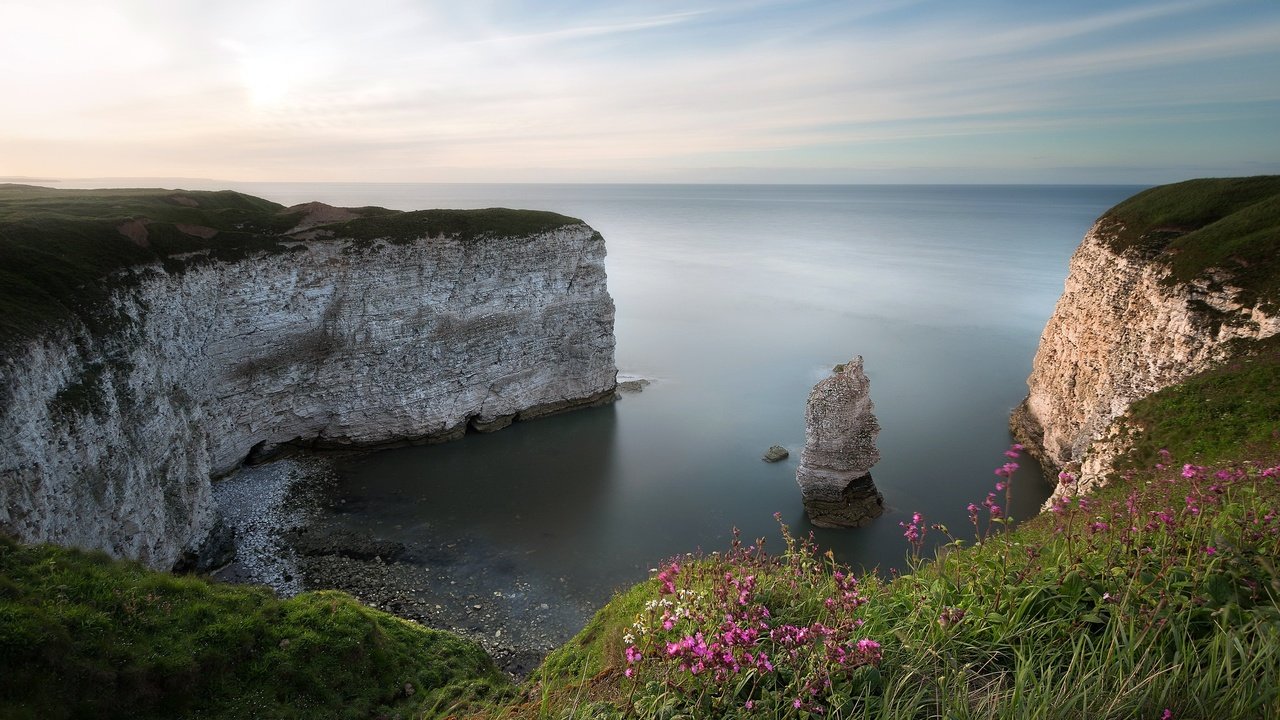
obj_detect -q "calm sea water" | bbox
[68,181,1145,608]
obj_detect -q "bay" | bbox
[64,180,1146,651]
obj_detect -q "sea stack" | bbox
[796,356,884,528]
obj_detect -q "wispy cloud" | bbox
[0,0,1276,181]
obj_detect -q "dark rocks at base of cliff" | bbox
[172,518,237,573]
[1008,400,1052,472]
[211,456,595,680]
[296,545,593,679]
[795,470,884,528]
[795,356,885,528]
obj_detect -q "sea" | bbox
[62,180,1145,634]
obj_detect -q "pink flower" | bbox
[995,462,1019,478]
[1160,710,1173,720]
[1203,546,1217,556]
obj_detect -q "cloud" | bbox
[1,0,1277,181]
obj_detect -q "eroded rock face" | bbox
[1013,220,1278,507]
[0,222,617,569]
[796,357,884,527]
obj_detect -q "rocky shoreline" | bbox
[212,457,596,679]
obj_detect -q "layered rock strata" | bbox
[0,195,617,569]
[1013,218,1278,505]
[796,357,884,527]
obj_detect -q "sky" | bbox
[1,0,1278,184]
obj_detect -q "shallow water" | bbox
[67,180,1145,646]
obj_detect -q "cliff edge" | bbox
[0,185,617,569]
[1013,177,1280,499]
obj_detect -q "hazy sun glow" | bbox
[1,0,1277,183]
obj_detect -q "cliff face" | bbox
[1014,204,1279,500]
[0,197,616,569]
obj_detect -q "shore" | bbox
[211,457,598,678]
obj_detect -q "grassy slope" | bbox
[1111,334,1280,472]
[1099,175,1280,310]
[0,184,582,348]
[0,536,513,719]
[517,450,1280,718]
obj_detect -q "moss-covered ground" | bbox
[0,536,513,719]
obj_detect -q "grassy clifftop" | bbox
[1099,175,1280,309]
[0,184,582,348]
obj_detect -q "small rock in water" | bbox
[617,374,651,393]
[762,445,790,463]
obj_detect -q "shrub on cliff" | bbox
[0,536,511,719]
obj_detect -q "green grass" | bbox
[508,451,1280,719]
[0,184,584,351]
[321,208,584,245]
[0,536,513,719]
[1109,334,1280,472]
[1099,176,1280,310]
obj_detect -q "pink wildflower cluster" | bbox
[974,443,1023,537]
[823,570,868,614]
[625,525,883,716]
[898,512,927,554]
[938,606,966,627]
[657,561,680,595]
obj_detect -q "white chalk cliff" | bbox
[0,198,617,569]
[1014,213,1278,503]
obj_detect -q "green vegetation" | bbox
[1112,334,1280,472]
[1100,175,1280,310]
[0,535,512,719]
[0,184,583,350]
[322,208,583,245]
[512,448,1280,719]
